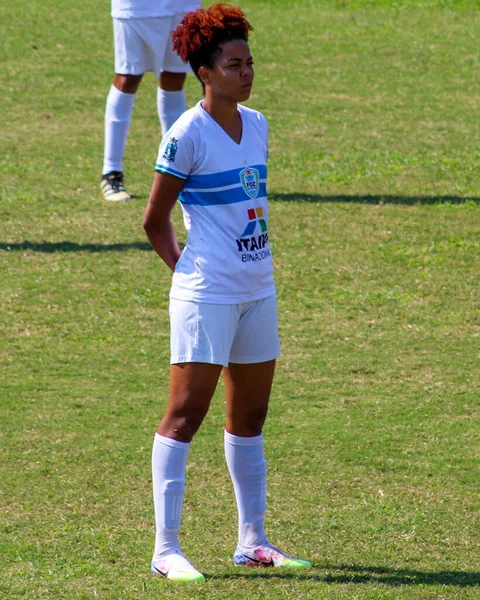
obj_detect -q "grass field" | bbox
[1,0,479,598]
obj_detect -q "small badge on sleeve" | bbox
[163,137,178,163]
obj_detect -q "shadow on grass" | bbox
[0,241,153,253]
[213,565,480,587]
[269,194,479,205]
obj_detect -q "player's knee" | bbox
[159,71,186,91]
[244,406,269,435]
[166,407,209,441]
[113,74,142,94]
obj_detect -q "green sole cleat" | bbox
[234,544,312,568]
[151,553,205,582]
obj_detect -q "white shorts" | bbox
[169,295,281,367]
[113,15,190,76]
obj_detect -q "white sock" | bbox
[157,88,186,135]
[102,85,135,175]
[224,430,268,549]
[152,433,190,560]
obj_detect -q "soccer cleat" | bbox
[151,552,205,582]
[233,543,312,569]
[100,171,131,202]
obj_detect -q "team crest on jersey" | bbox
[163,137,178,163]
[240,167,260,199]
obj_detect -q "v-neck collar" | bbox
[199,101,246,147]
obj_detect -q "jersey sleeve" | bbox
[258,112,269,162]
[264,119,269,161]
[155,127,194,181]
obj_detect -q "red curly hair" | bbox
[172,3,253,81]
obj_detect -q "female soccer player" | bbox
[143,3,311,582]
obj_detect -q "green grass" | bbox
[1,0,479,598]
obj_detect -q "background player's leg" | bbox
[101,74,143,201]
[157,72,187,135]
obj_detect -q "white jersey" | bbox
[112,0,200,20]
[155,101,276,304]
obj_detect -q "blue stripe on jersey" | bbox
[180,182,267,206]
[155,165,188,180]
[185,164,267,190]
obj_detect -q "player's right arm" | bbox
[143,172,186,272]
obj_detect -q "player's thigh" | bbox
[229,295,281,365]
[161,13,192,73]
[169,299,240,367]
[140,16,188,77]
[223,359,276,436]
[160,362,222,441]
[114,17,171,76]
[168,362,222,414]
[224,360,276,407]
[113,19,148,75]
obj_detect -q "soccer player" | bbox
[101,0,201,202]
[142,3,312,582]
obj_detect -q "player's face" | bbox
[208,39,254,102]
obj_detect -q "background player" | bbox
[142,3,311,582]
[101,0,201,202]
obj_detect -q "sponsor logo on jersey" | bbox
[239,167,260,199]
[235,207,271,262]
[163,137,178,163]
[240,207,267,237]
